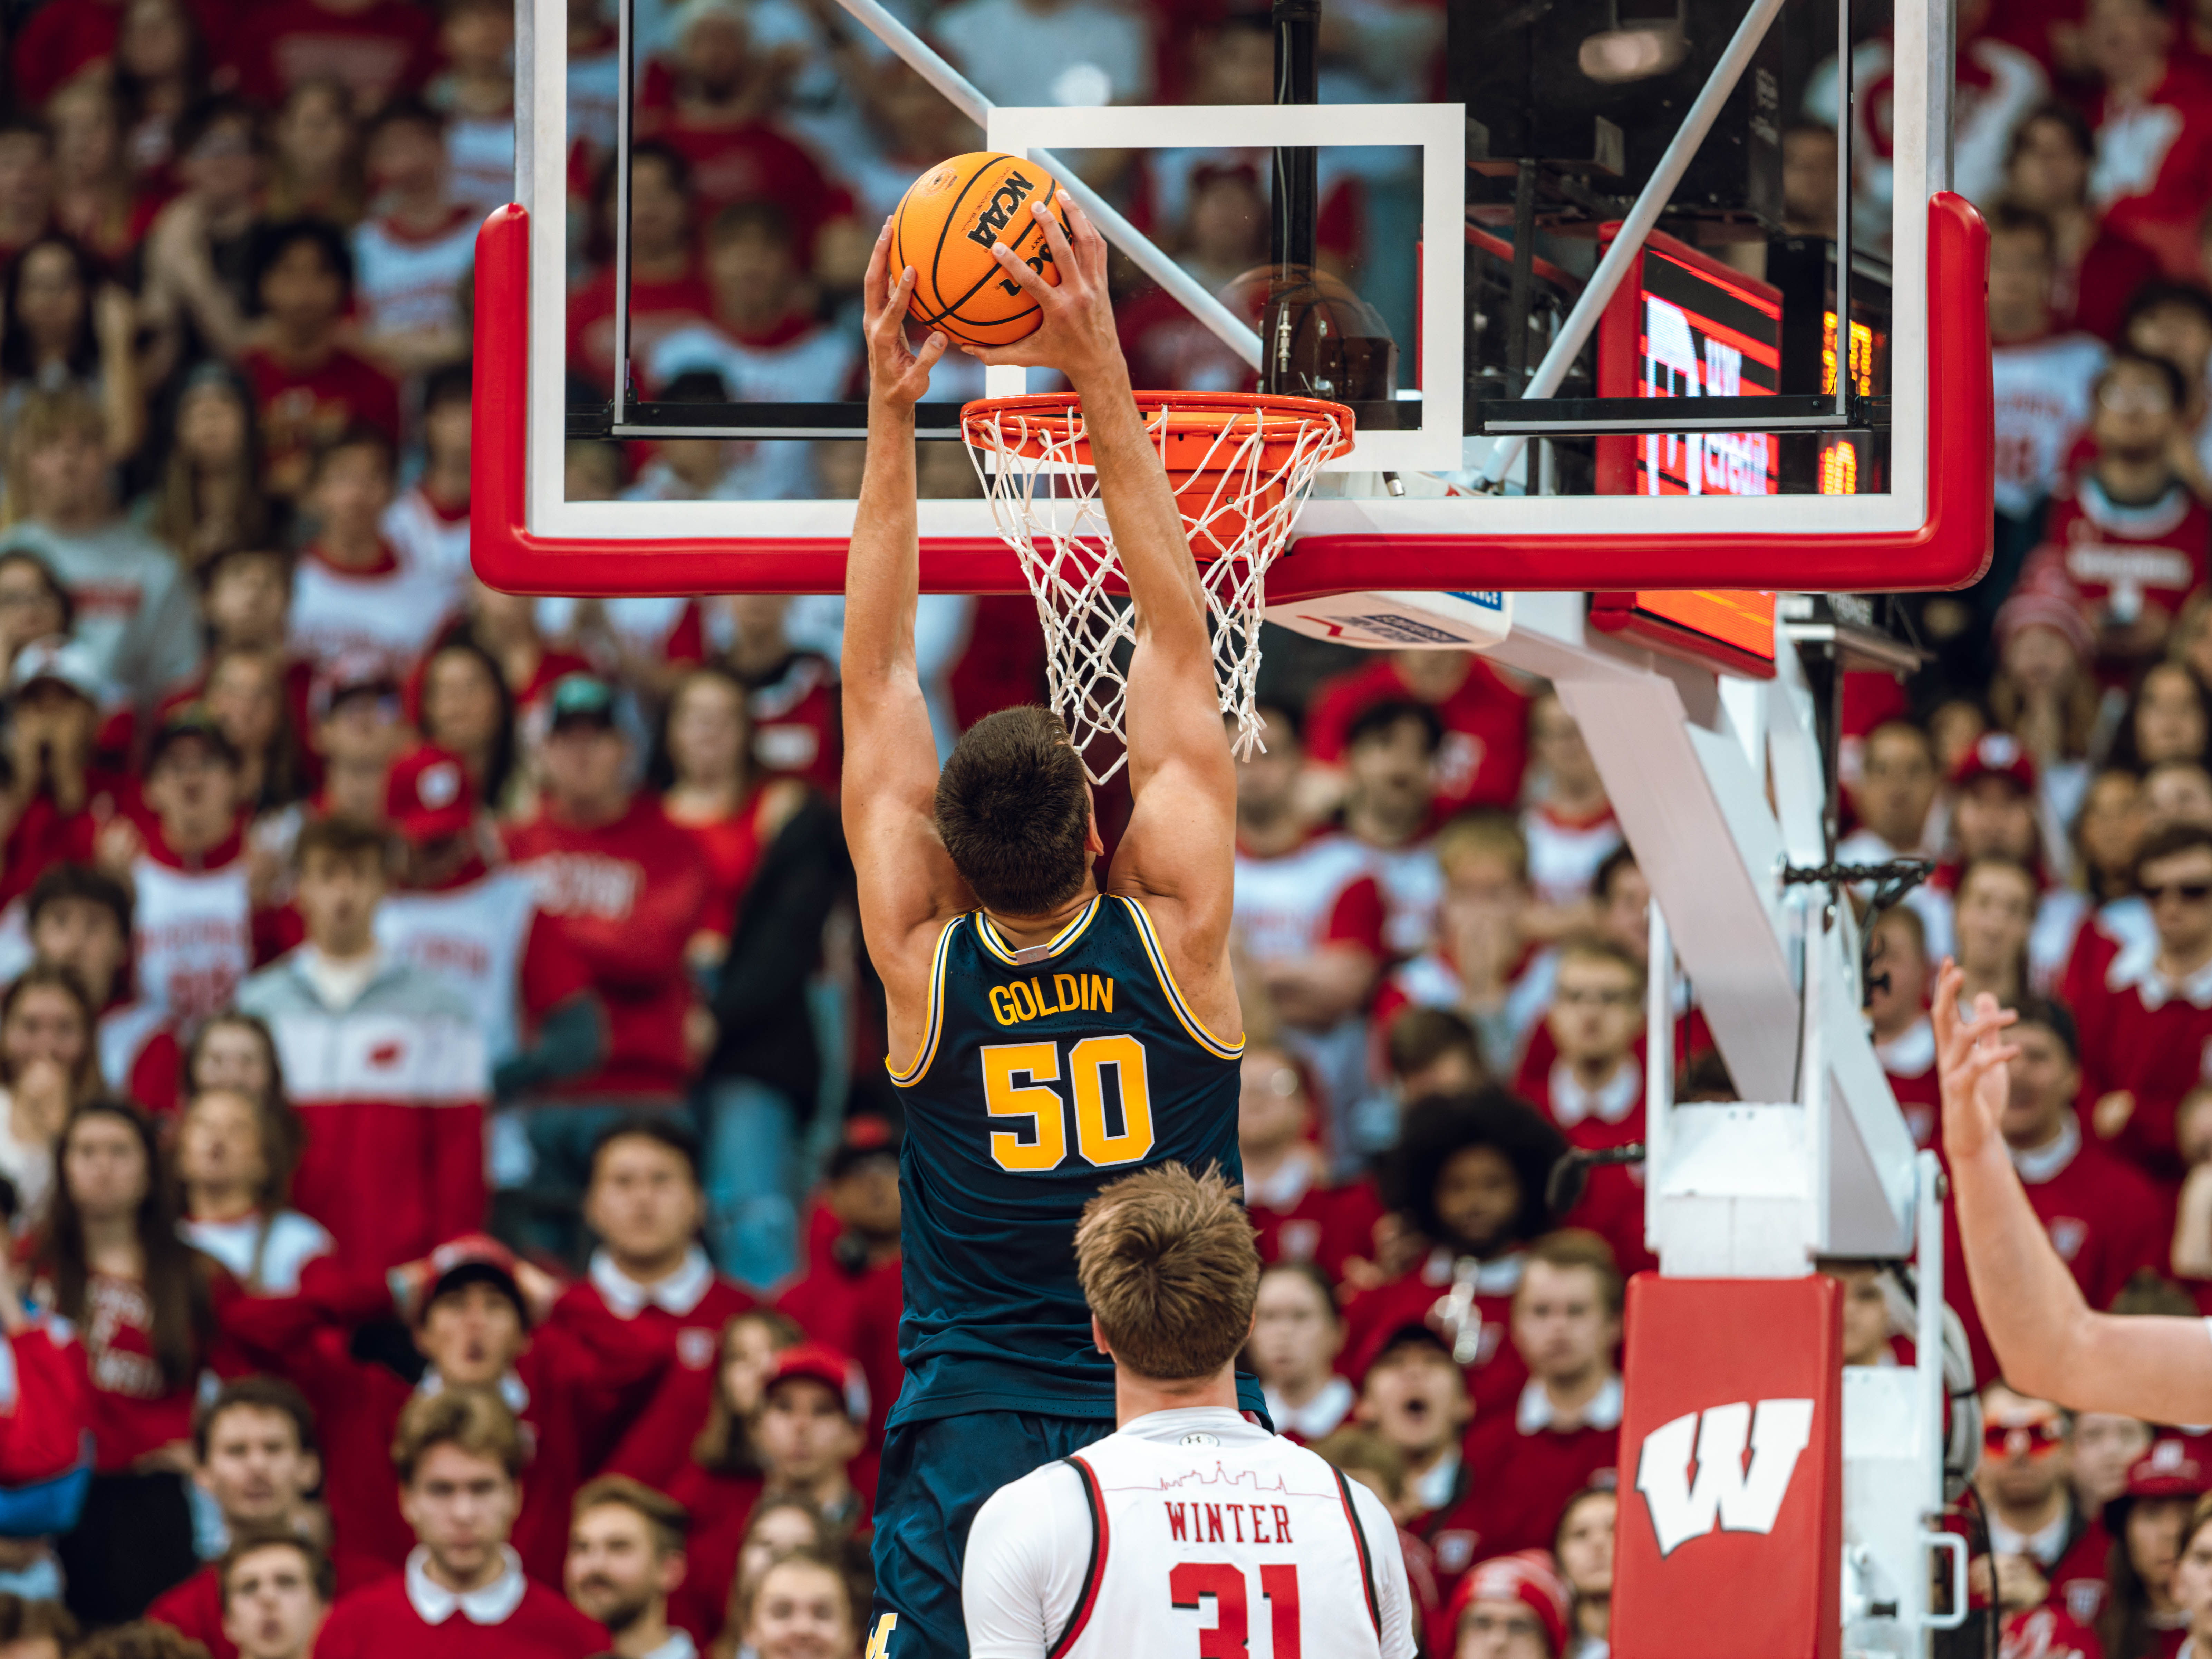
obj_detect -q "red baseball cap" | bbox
[2120,1437,2212,1503]
[764,1342,870,1422]
[1447,1550,1571,1656]
[386,745,476,844]
[415,1233,530,1328]
[1950,731,2037,794]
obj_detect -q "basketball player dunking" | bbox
[843,197,1262,1659]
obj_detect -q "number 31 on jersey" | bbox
[982,1035,1155,1172]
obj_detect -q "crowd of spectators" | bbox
[14,0,2212,1657]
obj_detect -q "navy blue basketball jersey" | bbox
[885,893,1262,1424]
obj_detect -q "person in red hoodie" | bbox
[146,1378,390,1659]
[2074,824,2212,1184]
[1447,1232,1623,1578]
[220,1235,675,1589]
[558,1116,751,1490]
[312,1388,606,1659]
[504,673,713,1266]
[2085,0,2212,274]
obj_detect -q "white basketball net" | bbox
[963,398,1349,784]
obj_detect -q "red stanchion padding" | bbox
[1612,1275,1843,1659]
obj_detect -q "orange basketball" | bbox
[894,151,1070,348]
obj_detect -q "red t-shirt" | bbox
[43,1270,213,1472]
[504,798,714,1101]
[314,1572,605,1659]
[1305,656,1532,815]
[227,0,438,112]
[239,344,402,497]
[2061,228,2164,342]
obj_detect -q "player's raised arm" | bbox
[968,196,1237,960]
[1935,961,2212,1421]
[842,220,969,1005]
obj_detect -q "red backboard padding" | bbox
[1613,1274,1844,1659]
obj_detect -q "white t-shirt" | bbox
[180,1210,335,1295]
[351,210,478,342]
[962,1406,1415,1659]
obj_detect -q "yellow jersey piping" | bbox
[1118,895,1244,1061]
[886,916,958,1087]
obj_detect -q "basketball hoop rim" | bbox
[960,390,1358,464]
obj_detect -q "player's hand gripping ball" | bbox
[893,151,1070,347]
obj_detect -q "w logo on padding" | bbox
[1634,1398,1815,1557]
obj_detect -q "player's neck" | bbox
[983,879,1099,950]
[1117,1362,1240,1427]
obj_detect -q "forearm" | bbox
[842,397,923,689]
[1072,363,1208,641]
[493,995,607,1100]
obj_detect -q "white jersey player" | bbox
[958,1165,1416,1659]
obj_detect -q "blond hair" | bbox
[1073,1163,1259,1382]
[4,385,105,527]
[391,1386,524,1484]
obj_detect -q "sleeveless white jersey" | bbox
[132,857,252,1024]
[962,1407,1414,1659]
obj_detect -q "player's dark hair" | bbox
[1385,1089,1567,1251]
[934,704,1092,916]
